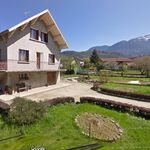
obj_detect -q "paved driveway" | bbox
[26,82,150,109]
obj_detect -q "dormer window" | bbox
[41,32,48,43]
[30,28,39,40]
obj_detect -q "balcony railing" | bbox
[0,59,60,72]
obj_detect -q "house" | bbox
[100,57,133,64]
[100,57,134,70]
[73,56,84,67]
[0,10,68,93]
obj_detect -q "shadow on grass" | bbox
[0,134,24,142]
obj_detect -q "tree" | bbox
[71,60,78,74]
[90,50,103,72]
[83,58,91,69]
[121,64,128,77]
[95,62,104,72]
[60,57,74,70]
[90,50,100,65]
[134,56,150,77]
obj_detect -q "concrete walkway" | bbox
[25,82,150,109]
[0,82,71,104]
[1,81,150,109]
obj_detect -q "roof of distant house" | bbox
[0,9,68,49]
[73,56,84,62]
[100,57,133,63]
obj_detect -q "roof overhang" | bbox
[0,9,68,50]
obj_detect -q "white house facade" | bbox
[0,10,68,93]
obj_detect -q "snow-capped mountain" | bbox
[135,35,150,41]
[89,35,150,56]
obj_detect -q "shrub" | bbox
[6,97,47,125]
[99,70,111,83]
[65,69,75,75]
[100,88,150,102]
[46,97,75,106]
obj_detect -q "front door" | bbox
[36,52,41,69]
[47,72,57,85]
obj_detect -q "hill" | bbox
[61,50,124,59]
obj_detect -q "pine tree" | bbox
[90,49,99,65]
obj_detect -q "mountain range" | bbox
[62,34,150,58]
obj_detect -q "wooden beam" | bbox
[20,23,28,31]
[8,29,16,39]
[30,17,38,26]
[53,34,61,41]
[39,15,45,21]
[47,24,55,32]
[59,44,67,49]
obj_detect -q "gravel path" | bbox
[26,82,150,109]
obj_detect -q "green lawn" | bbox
[109,77,150,83]
[62,74,150,84]
[0,104,150,150]
[100,83,150,95]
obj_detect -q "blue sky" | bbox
[1,0,150,51]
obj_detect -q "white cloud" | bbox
[24,10,30,16]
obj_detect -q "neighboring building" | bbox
[0,10,68,93]
[73,56,84,67]
[100,57,133,64]
[100,57,134,70]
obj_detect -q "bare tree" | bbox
[134,56,150,77]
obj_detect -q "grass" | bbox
[109,77,150,83]
[0,103,150,150]
[62,74,150,83]
[100,83,150,95]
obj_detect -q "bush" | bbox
[99,70,111,83]
[100,88,150,102]
[46,97,75,106]
[65,69,75,75]
[6,97,47,125]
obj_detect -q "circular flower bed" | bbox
[75,112,123,141]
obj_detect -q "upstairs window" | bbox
[30,28,39,40]
[41,32,48,43]
[48,54,55,64]
[19,49,29,63]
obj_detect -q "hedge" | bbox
[46,97,75,106]
[0,100,9,110]
[80,97,150,119]
[100,88,150,102]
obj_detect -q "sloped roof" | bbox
[0,9,68,49]
[101,58,133,62]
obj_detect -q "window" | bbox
[30,28,39,40]
[48,54,55,64]
[41,32,48,43]
[19,73,29,80]
[19,49,29,62]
